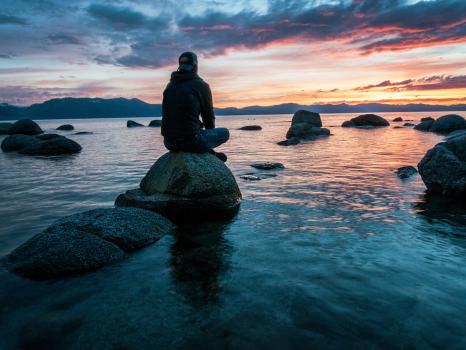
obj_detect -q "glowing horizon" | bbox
[0,0,465,108]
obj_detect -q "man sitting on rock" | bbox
[161,51,229,162]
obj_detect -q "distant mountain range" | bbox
[1,97,465,120]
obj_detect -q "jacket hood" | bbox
[170,71,201,84]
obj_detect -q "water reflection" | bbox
[414,193,466,229]
[170,221,232,307]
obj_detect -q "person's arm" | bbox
[200,82,215,129]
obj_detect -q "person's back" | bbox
[161,71,213,139]
[161,52,229,162]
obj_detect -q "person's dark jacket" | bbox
[161,71,215,140]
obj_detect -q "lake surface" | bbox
[1,112,466,349]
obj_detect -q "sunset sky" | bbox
[0,0,465,107]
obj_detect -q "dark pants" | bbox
[164,128,230,153]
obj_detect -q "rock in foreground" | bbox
[5,208,174,279]
[418,135,466,197]
[1,134,81,155]
[116,152,242,221]
[8,119,43,135]
[342,114,390,128]
[291,110,322,127]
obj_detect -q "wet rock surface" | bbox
[5,207,174,279]
[116,152,242,221]
[418,134,466,197]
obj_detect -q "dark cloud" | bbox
[112,0,466,68]
[357,75,466,92]
[0,14,28,25]
[355,79,413,90]
[48,33,82,45]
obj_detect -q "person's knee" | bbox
[220,128,230,142]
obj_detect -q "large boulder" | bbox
[429,114,466,134]
[116,152,242,221]
[0,122,12,135]
[418,135,466,197]
[291,110,322,127]
[286,123,330,139]
[1,134,81,155]
[5,208,174,279]
[8,119,43,135]
[1,134,40,152]
[20,134,82,155]
[342,114,390,128]
[284,110,329,141]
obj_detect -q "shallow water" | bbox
[1,112,466,349]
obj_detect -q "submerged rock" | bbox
[393,117,403,122]
[277,137,300,146]
[421,117,434,122]
[127,120,144,128]
[0,122,12,135]
[74,131,93,135]
[1,134,81,155]
[116,152,242,221]
[342,114,390,128]
[250,162,284,170]
[396,166,418,179]
[148,120,162,127]
[56,124,74,131]
[403,123,415,127]
[418,135,466,197]
[240,173,277,181]
[5,208,174,279]
[238,125,262,130]
[429,114,466,134]
[8,119,43,135]
[286,123,330,139]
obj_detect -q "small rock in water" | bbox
[414,119,435,131]
[148,120,162,127]
[393,117,403,122]
[240,173,277,181]
[396,166,418,179]
[238,125,262,130]
[342,114,390,128]
[1,135,40,152]
[277,137,300,146]
[403,123,415,127]
[421,117,435,122]
[19,135,82,155]
[56,124,74,131]
[393,126,404,129]
[74,131,93,135]
[250,162,284,170]
[127,120,144,128]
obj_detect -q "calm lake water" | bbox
[1,112,466,349]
